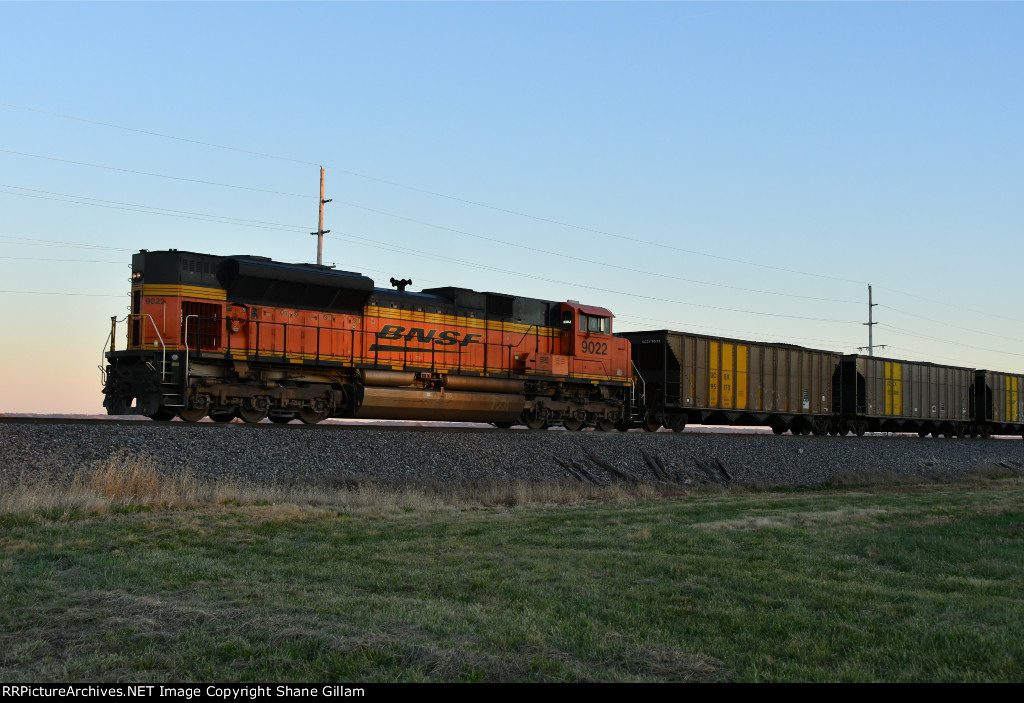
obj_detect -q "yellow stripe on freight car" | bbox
[709,341,719,407]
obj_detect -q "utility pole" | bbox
[862,284,880,356]
[310,167,332,265]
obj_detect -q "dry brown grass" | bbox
[0,450,691,520]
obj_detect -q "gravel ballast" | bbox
[3,421,1024,488]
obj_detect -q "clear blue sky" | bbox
[1,1,1022,413]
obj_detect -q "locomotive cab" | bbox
[558,302,630,380]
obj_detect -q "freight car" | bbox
[620,330,840,435]
[834,355,973,437]
[101,249,632,428]
[972,370,1024,438]
[625,331,1024,438]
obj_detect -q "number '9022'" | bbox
[580,340,607,355]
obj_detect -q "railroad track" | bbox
[0,416,502,433]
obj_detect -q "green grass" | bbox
[1,462,1022,682]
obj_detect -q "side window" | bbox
[579,313,587,331]
[589,316,602,333]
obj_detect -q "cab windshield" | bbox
[579,314,610,334]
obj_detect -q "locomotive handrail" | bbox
[127,313,167,380]
[98,315,129,386]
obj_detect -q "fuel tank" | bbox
[352,387,523,423]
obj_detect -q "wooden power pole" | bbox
[310,167,331,265]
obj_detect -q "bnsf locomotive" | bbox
[102,249,1024,438]
[102,249,632,428]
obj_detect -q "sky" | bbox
[1,1,1022,414]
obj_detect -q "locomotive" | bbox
[101,248,1024,438]
[101,249,632,429]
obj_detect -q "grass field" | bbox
[1,454,1022,682]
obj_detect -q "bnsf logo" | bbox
[374,324,482,348]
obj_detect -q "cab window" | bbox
[579,314,610,334]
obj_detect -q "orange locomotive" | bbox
[102,249,632,428]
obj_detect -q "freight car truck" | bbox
[620,330,839,434]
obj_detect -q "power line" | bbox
[0,255,122,264]
[0,101,320,167]
[2,101,1018,335]
[874,283,1024,326]
[614,313,858,348]
[0,185,308,233]
[2,175,859,305]
[0,235,131,251]
[0,289,123,297]
[0,148,311,200]
[330,232,861,325]
[878,304,1024,346]
[328,202,861,305]
[0,100,865,285]
[877,323,1024,359]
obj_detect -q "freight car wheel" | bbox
[595,419,616,432]
[918,430,928,438]
[178,407,207,422]
[979,425,992,439]
[299,407,331,425]
[563,418,584,431]
[642,412,661,433]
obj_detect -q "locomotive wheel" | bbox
[642,412,661,433]
[563,417,584,431]
[209,410,234,423]
[178,406,207,422]
[299,407,331,425]
[237,407,268,424]
[269,414,295,425]
[146,407,176,422]
[595,419,616,432]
